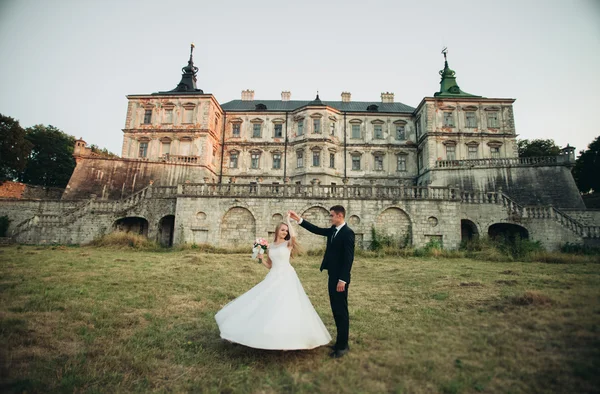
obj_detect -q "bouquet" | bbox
[252,238,269,260]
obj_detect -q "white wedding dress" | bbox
[215,240,332,350]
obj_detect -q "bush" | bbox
[0,215,10,237]
[88,232,158,250]
[369,227,410,252]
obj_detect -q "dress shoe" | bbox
[329,347,349,358]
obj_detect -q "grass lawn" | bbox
[0,245,599,393]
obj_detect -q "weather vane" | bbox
[441,47,448,60]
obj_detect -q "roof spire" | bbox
[309,91,324,106]
[158,43,204,94]
[434,48,480,98]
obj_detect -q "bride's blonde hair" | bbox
[273,222,301,258]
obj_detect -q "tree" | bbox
[0,114,33,182]
[518,139,561,157]
[21,125,76,188]
[572,136,600,194]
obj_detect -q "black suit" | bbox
[300,220,355,350]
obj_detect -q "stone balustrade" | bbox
[435,155,574,169]
[161,155,199,164]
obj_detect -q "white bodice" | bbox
[268,240,291,270]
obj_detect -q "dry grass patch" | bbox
[0,246,599,393]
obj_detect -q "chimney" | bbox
[381,92,394,103]
[281,91,291,101]
[341,92,351,102]
[241,89,255,101]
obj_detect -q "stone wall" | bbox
[426,165,584,209]
[0,181,64,200]
[62,157,217,200]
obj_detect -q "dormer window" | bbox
[255,103,267,111]
[367,104,379,112]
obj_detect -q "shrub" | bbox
[88,232,158,250]
[0,215,10,237]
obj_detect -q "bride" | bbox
[215,215,332,350]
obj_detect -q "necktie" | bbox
[331,229,338,243]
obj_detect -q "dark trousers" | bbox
[328,276,349,350]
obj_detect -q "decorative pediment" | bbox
[463,105,478,111]
[328,147,337,153]
[349,119,363,124]
[250,118,264,124]
[271,118,285,124]
[310,146,322,151]
[270,149,282,155]
[393,119,407,125]
[182,102,196,109]
[143,103,155,109]
[293,115,305,121]
[230,118,243,124]
[484,106,501,111]
[179,136,193,141]
[440,105,456,111]
[465,140,480,147]
[372,150,386,156]
[442,140,457,146]
[228,149,240,154]
[138,136,150,142]
[159,137,172,143]
[394,151,409,156]
[310,113,323,119]
[249,149,262,155]
[161,102,175,109]
[350,150,363,156]
[487,140,503,148]
[370,119,385,125]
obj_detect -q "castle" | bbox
[3,46,599,249]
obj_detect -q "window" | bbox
[352,155,361,170]
[296,151,304,168]
[465,112,477,128]
[397,155,407,171]
[251,152,260,169]
[161,141,171,156]
[232,123,240,137]
[443,112,454,127]
[297,120,304,136]
[272,182,280,193]
[374,155,384,171]
[490,146,500,158]
[416,119,421,138]
[163,109,173,124]
[468,145,478,159]
[329,153,335,168]
[313,119,321,134]
[138,141,148,158]
[351,124,360,139]
[487,112,499,128]
[274,124,283,138]
[330,122,335,136]
[183,108,193,123]
[396,126,405,140]
[252,123,261,138]
[446,145,456,161]
[312,150,320,166]
[374,125,383,139]
[143,109,152,124]
[229,152,238,168]
[273,153,281,169]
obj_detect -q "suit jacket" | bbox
[299,220,355,284]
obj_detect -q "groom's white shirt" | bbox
[298,218,347,284]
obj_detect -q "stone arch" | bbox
[461,219,479,243]
[158,215,175,247]
[300,206,330,248]
[220,207,256,247]
[488,223,529,242]
[113,217,149,237]
[375,207,412,246]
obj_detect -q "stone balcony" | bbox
[435,154,575,169]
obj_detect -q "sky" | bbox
[1,0,599,155]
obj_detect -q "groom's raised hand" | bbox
[288,211,301,222]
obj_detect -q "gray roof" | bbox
[220,100,416,113]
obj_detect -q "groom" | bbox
[289,206,355,358]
